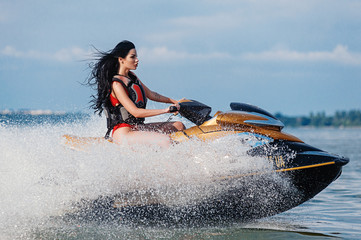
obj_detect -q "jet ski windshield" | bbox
[230,102,277,120]
[178,100,212,125]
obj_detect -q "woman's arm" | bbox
[112,82,170,118]
[140,81,178,105]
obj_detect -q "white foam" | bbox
[0,114,276,238]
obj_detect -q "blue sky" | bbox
[1,0,360,115]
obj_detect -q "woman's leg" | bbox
[112,126,171,148]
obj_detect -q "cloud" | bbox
[139,45,361,66]
[0,46,91,62]
[242,45,361,65]
[138,46,231,62]
[144,13,240,45]
[52,47,91,62]
[2,44,361,66]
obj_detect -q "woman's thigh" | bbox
[113,127,170,148]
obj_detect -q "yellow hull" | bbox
[62,134,109,151]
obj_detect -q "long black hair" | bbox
[87,40,136,115]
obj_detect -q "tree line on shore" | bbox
[274,109,361,127]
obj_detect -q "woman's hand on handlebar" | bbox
[169,105,178,113]
[167,98,184,114]
[166,104,180,114]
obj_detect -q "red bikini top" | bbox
[110,93,120,107]
[109,77,130,106]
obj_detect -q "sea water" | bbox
[0,113,360,239]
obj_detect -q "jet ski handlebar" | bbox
[178,100,212,125]
[177,99,282,127]
[169,106,178,113]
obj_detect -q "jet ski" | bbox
[63,99,349,223]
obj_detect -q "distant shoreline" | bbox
[284,125,361,129]
[0,110,66,116]
[1,109,360,127]
[0,109,88,116]
[275,109,361,127]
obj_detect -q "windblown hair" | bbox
[87,40,136,115]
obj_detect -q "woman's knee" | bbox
[173,121,185,131]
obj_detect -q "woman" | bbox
[87,40,185,148]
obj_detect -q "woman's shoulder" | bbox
[112,77,127,89]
